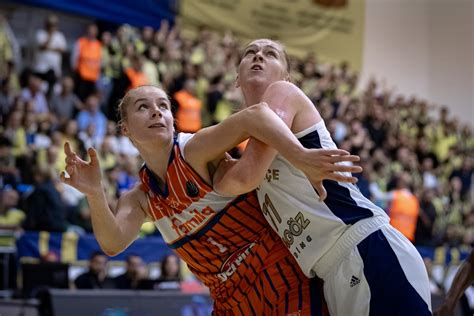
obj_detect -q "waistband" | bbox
[314,215,389,278]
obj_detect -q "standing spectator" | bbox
[107,54,148,121]
[74,251,113,289]
[123,54,149,90]
[0,14,19,80]
[174,79,202,132]
[20,74,49,114]
[205,75,224,125]
[71,23,102,101]
[113,254,147,289]
[33,15,66,98]
[50,76,82,124]
[76,94,107,144]
[370,172,420,242]
[415,189,437,246]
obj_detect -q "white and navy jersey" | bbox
[256,120,389,277]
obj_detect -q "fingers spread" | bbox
[330,155,360,163]
[88,148,99,164]
[328,165,363,173]
[321,149,350,156]
[64,142,72,155]
[328,173,359,183]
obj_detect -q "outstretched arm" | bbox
[435,251,474,316]
[61,142,146,256]
[213,81,362,199]
[186,101,359,194]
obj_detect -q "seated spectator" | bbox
[116,155,139,195]
[155,254,181,291]
[50,76,82,124]
[0,186,24,229]
[0,137,19,186]
[143,46,160,86]
[74,251,114,289]
[138,254,181,291]
[20,73,48,114]
[3,110,27,157]
[0,78,15,120]
[76,93,107,144]
[22,166,67,232]
[113,254,147,290]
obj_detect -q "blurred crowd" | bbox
[73,252,182,291]
[0,13,472,252]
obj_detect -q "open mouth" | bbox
[148,123,165,128]
[251,64,263,71]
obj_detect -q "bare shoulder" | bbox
[264,81,321,130]
[264,81,302,98]
[263,81,313,109]
[118,184,149,216]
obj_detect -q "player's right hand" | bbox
[60,142,102,196]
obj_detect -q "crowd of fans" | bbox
[0,12,472,256]
[73,252,181,291]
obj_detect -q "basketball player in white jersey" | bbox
[214,39,432,316]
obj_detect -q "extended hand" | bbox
[294,148,363,201]
[60,142,102,196]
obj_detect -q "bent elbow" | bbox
[215,176,260,197]
[98,242,124,257]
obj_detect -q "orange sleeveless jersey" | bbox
[138,133,290,308]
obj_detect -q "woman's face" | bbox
[122,86,174,147]
[237,39,288,90]
[163,255,180,278]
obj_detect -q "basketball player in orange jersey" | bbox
[61,85,361,315]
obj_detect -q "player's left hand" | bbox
[293,148,362,201]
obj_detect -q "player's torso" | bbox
[256,121,388,277]
[140,133,287,303]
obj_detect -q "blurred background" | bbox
[0,0,472,315]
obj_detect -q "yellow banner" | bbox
[180,0,365,70]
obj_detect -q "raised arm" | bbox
[60,142,146,256]
[213,81,362,199]
[185,99,359,192]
